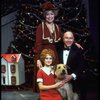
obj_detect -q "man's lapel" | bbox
[66,45,75,65]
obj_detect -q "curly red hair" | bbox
[40,49,55,65]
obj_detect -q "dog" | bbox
[54,64,79,100]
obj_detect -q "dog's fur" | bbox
[54,64,79,100]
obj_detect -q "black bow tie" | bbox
[63,47,70,50]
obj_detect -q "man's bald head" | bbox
[63,31,74,47]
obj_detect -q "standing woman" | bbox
[33,1,62,92]
[34,1,61,68]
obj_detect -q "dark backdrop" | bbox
[88,0,99,60]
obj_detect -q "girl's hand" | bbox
[55,81,65,88]
[37,60,43,68]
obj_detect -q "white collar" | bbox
[41,66,54,75]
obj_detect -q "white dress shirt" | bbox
[63,50,70,64]
[63,49,76,80]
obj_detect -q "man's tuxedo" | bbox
[57,42,86,100]
[57,43,84,79]
[57,42,85,89]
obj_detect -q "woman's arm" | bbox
[34,24,43,68]
[34,24,43,57]
[37,59,42,68]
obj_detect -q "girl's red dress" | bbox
[37,67,62,100]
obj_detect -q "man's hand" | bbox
[75,42,84,50]
[64,74,73,83]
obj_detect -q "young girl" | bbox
[37,49,65,100]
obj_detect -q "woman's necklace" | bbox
[46,23,55,33]
[46,23,55,38]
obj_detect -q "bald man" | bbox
[57,31,86,100]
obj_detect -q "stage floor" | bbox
[1,90,40,100]
[1,88,99,100]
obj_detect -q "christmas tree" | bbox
[7,0,98,85]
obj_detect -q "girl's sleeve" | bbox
[37,70,43,83]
